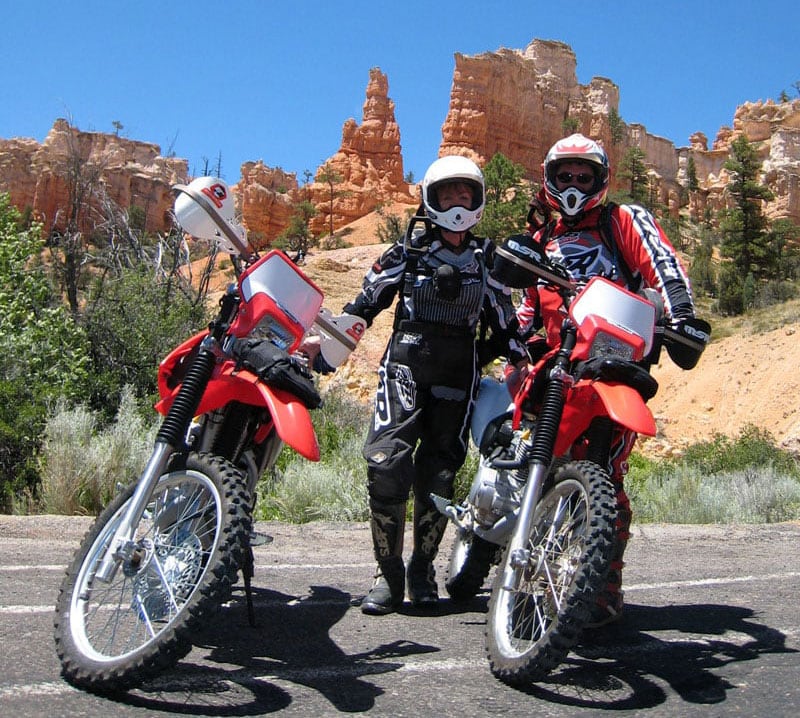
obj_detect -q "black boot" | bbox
[361,500,406,615]
[407,497,449,608]
[588,483,630,628]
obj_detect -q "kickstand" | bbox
[242,543,256,627]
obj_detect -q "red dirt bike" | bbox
[435,234,709,685]
[53,177,365,693]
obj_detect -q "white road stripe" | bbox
[3,570,800,615]
[2,623,799,702]
[626,571,800,591]
[0,562,375,572]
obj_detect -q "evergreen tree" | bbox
[317,163,345,238]
[688,234,716,296]
[686,156,699,192]
[719,135,774,280]
[474,153,530,239]
[608,107,625,145]
[277,200,317,257]
[616,147,650,206]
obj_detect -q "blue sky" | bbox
[1,1,798,184]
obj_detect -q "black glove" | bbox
[312,352,335,375]
[666,317,711,370]
[233,338,322,408]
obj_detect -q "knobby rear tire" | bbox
[445,527,498,602]
[485,460,616,685]
[54,452,251,694]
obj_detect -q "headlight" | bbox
[589,332,636,361]
[249,315,294,350]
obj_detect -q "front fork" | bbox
[499,325,576,592]
[94,337,219,582]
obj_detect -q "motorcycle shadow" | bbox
[118,584,439,715]
[518,601,797,709]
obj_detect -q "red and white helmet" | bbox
[173,176,247,253]
[542,134,609,220]
[421,156,485,231]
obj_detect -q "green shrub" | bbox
[0,194,93,506]
[629,464,800,524]
[679,424,799,478]
[627,424,800,523]
[38,386,158,515]
[82,267,209,416]
[256,385,370,522]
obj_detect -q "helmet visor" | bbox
[428,179,483,212]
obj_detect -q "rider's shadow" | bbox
[123,583,438,715]
[522,602,797,709]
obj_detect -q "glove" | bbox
[312,352,335,375]
[298,334,335,374]
[666,317,711,370]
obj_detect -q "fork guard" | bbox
[555,379,657,456]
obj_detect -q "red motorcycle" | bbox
[54,177,365,693]
[436,233,709,685]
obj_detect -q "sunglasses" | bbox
[556,171,595,185]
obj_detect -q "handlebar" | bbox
[494,244,707,354]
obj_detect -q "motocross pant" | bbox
[362,343,479,567]
[601,429,637,608]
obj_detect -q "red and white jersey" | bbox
[517,203,695,348]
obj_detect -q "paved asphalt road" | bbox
[0,516,798,717]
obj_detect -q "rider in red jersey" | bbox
[517,134,703,626]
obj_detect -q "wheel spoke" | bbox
[65,470,224,663]
[487,462,617,683]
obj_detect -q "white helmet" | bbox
[542,134,609,221]
[173,176,246,253]
[421,156,485,231]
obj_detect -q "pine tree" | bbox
[719,135,774,280]
[475,153,529,239]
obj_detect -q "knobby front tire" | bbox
[54,453,251,694]
[485,460,617,685]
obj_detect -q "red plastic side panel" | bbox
[155,361,320,461]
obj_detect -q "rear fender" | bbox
[555,379,656,455]
[155,362,320,461]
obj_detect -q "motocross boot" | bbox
[361,499,406,615]
[407,496,450,608]
[587,482,631,628]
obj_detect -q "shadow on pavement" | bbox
[521,602,798,709]
[117,584,439,715]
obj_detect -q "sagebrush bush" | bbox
[30,381,800,526]
[257,385,371,522]
[627,424,800,523]
[629,464,800,523]
[38,386,158,514]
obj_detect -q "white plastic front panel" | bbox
[241,253,323,331]
[569,277,656,354]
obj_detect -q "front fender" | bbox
[156,362,320,461]
[555,379,656,455]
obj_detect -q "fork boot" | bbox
[361,499,406,615]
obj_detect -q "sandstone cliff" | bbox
[235,67,416,244]
[2,39,799,244]
[0,118,188,235]
[439,39,800,225]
